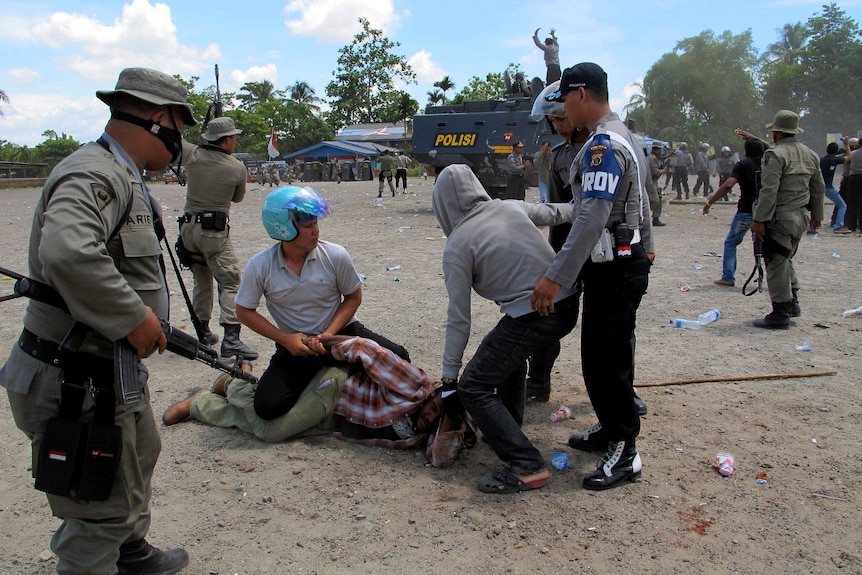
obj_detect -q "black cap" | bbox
[545,62,608,102]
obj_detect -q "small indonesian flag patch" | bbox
[48,450,67,462]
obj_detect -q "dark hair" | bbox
[744,139,764,159]
[826,142,839,154]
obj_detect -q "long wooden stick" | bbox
[634,370,836,388]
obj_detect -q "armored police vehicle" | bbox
[412,77,561,198]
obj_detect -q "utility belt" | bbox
[20,329,123,502]
[180,210,228,231]
[590,222,641,263]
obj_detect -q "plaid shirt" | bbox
[331,337,440,429]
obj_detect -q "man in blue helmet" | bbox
[234,186,408,420]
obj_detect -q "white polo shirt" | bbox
[236,240,363,334]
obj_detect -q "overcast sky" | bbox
[1,0,858,146]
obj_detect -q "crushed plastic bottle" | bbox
[842,306,862,318]
[692,263,703,270]
[386,265,401,271]
[697,309,721,325]
[831,252,841,259]
[550,451,569,471]
[715,452,734,477]
[794,343,811,351]
[670,318,701,330]
[549,405,571,422]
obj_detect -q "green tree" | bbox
[380,91,418,148]
[642,30,759,147]
[325,17,416,129]
[237,80,279,112]
[450,64,522,104]
[758,4,862,142]
[289,81,321,113]
[433,76,455,104]
[35,133,82,169]
[233,99,333,156]
[426,89,444,106]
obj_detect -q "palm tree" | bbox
[433,76,455,104]
[42,129,58,140]
[427,89,444,106]
[0,89,9,117]
[289,81,321,112]
[236,80,276,112]
[766,22,808,65]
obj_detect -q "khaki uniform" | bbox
[0,138,165,573]
[753,136,825,303]
[378,154,396,195]
[647,153,663,219]
[180,143,247,326]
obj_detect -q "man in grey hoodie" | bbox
[431,164,578,494]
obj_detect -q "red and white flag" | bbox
[267,128,279,159]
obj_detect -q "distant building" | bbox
[336,121,410,152]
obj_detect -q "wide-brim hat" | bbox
[96,67,197,126]
[766,109,803,134]
[202,117,242,141]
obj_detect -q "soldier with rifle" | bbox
[177,65,258,360]
[0,67,193,575]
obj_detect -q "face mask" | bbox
[112,110,182,163]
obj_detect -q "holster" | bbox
[34,349,122,501]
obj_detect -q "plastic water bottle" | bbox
[550,451,568,471]
[842,306,862,318]
[669,318,701,330]
[697,309,721,325]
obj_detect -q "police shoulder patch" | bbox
[92,183,116,211]
[589,143,608,168]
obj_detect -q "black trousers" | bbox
[579,245,650,442]
[845,174,862,232]
[253,322,409,420]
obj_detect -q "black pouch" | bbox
[35,417,87,496]
[613,221,634,258]
[200,210,227,231]
[74,421,123,502]
[175,236,206,268]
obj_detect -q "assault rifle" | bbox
[0,265,259,404]
[201,63,224,132]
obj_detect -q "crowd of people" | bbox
[0,52,857,573]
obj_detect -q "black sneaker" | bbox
[567,422,607,451]
[582,440,642,490]
[117,539,189,575]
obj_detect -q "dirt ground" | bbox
[1,175,861,575]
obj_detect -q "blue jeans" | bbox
[722,212,753,284]
[825,186,846,228]
[537,180,549,203]
[458,295,579,474]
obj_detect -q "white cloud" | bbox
[26,0,220,82]
[228,65,279,89]
[284,0,401,43]
[610,78,644,117]
[4,68,41,85]
[1,94,107,147]
[407,50,444,84]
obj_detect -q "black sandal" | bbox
[478,468,547,494]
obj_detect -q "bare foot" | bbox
[162,387,205,426]
[211,362,253,396]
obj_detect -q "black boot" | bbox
[117,539,189,575]
[790,288,801,318]
[525,378,550,402]
[199,321,219,346]
[634,393,648,416]
[567,422,607,451]
[582,440,642,490]
[652,217,666,227]
[753,301,792,330]
[220,324,259,360]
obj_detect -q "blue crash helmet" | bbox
[261,186,330,241]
